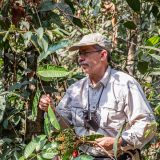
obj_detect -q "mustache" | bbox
[78,61,89,66]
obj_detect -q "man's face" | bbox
[78,45,105,75]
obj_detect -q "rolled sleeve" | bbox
[122,80,157,149]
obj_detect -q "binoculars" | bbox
[83,110,100,131]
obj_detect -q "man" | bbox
[39,33,156,160]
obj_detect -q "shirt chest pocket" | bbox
[100,100,125,129]
[71,101,84,127]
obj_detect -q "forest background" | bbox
[0,0,160,159]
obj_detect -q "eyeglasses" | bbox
[78,50,102,56]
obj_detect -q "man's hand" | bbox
[39,94,52,112]
[95,137,122,150]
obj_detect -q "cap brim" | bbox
[68,42,98,51]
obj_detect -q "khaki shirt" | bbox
[56,66,156,156]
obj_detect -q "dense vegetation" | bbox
[0,0,160,159]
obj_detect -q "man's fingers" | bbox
[95,137,106,142]
[38,94,52,111]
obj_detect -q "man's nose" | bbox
[78,55,85,63]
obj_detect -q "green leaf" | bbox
[24,135,47,158]
[38,39,70,62]
[43,142,58,150]
[48,39,70,53]
[11,115,21,125]
[123,21,136,30]
[36,27,44,39]
[39,1,56,12]
[155,103,160,115]
[32,89,41,121]
[35,135,47,152]
[48,105,60,130]
[24,141,38,158]
[23,31,32,47]
[44,114,51,137]
[56,3,73,20]
[72,17,83,28]
[84,134,104,141]
[139,45,160,52]
[150,54,160,61]
[151,5,159,18]
[125,0,140,13]
[146,36,160,46]
[45,30,53,41]
[113,121,126,160]
[31,34,41,53]
[41,150,58,159]
[137,61,149,74]
[37,65,70,81]
[73,154,94,160]
[0,95,6,123]
[92,0,101,16]
[3,30,9,42]
[149,68,160,75]
[38,37,48,53]
[3,119,8,129]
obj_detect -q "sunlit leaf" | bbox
[24,135,47,158]
[150,54,160,61]
[23,31,32,47]
[3,30,9,42]
[24,141,38,158]
[139,46,160,52]
[113,121,126,160]
[38,37,48,52]
[48,105,60,130]
[146,36,160,46]
[41,150,58,159]
[32,89,41,121]
[42,142,58,150]
[36,27,44,39]
[37,65,70,81]
[155,103,160,115]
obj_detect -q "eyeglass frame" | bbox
[78,50,103,56]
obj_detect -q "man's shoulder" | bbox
[67,77,87,91]
[111,68,137,85]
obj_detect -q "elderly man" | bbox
[39,33,156,160]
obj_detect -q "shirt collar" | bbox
[87,66,111,88]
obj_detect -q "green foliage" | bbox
[73,154,94,160]
[47,105,60,131]
[0,0,160,159]
[113,121,126,160]
[37,65,70,81]
[32,89,41,121]
[125,0,140,12]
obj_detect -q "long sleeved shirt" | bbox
[56,66,156,156]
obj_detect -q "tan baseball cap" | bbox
[69,33,111,52]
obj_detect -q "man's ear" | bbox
[100,50,107,61]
